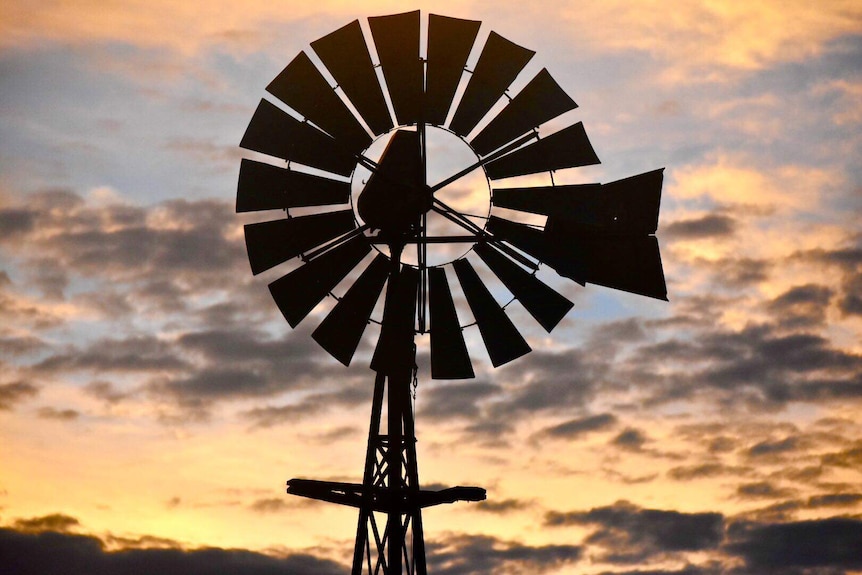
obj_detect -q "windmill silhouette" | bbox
[237,11,666,575]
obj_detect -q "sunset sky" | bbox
[2,1,862,574]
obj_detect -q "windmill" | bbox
[237,11,666,575]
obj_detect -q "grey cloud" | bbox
[664,214,737,239]
[726,518,862,571]
[595,566,722,575]
[545,501,724,564]
[807,493,862,508]
[13,514,80,533]
[36,406,80,421]
[838,271,862,316]
[472,498,531,514]
[34,335,189,374]
[0,193,247,314]
[676,324,862,407]
[798,246,862,268]
[427,533,581,575]
[536,413,618,440]
[0,207,37,237]
[795,244,862,320]
[709,257,772,287]
[0,527,345,575]
[736,481,797,500]
[85,381,128,404]
[241,403,321,428]
[418,381,502,421]
[590,318,647,344]
[25,258,70,300]
[154,368,281,406]
[612,428,649,451]
[708,437,737,453]
[488,349,605,418]
[241,385,370,429]
[248,498,292,513]
[746,436,802,459]
[821,441,862,468]
[0,381,39,409]
[668,463,751,481]
[766,284,833,329]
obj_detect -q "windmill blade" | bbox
[486,216,564,278]
[484,122,599,180]
[473,243,573,332]
[266,52,371,154]
[449,31,535,137]
[312,254,390,366]
[597,169,664,235]
[425,14,481,126]
[239,99,355,177]
[267,235,371,327]
[470,69,577,156]
[544,225,668,300]
[428,267,474,379]
[489,216,667,299]
[492,183,602,218]
[244,210,356,275]
[371,265,418,374]
[311,20,393,136]
[493,169,663,235]
[237,159,350,213]
[452,258,531,367]
[369,11,422,126]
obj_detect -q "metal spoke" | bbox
[428,131,536,194]
[431,200,538,269]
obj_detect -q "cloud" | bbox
[736,481,797,500]
[241,385,370,429]
[545,501,724,564]
[611,428,649,451]
[248,498,291,514]
[664,214,738,240]
[0,191,245,289]
[535,413,618,440]
[561,2,862,79]
[667,463,750,482]
[472,498,532,515]
[36,406,80,421]
[820,441,862,469]
[794,243,862,319]
[34,335,189,374]
[0,527,346,575]
[487,349,606,418]
[726,517,862,571]
[85,381,128,404]
[418,381,502,421]
[641,322,862,408]
[668,154,839,211]
[0,381,38,410]
[12,514,80,533]
[427,533,582,575]
[806,493,862,508]
[745,436,802,459]
[766,284,833,329]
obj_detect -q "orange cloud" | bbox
[559,0,862,81]
[668,153,841,211]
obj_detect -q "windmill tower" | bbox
[237,11,666,575]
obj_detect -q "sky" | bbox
[1,1,861,574]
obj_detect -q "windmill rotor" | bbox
[237,10,667,575]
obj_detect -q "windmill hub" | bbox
[351,126,491,266]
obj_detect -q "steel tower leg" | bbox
[287,245,485,575]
